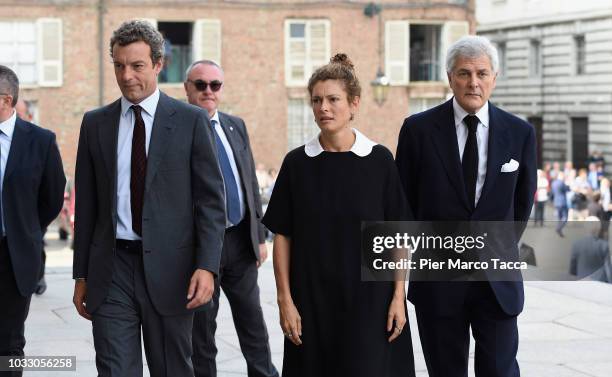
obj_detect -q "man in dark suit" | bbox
[185,60,278,377]
[72,21,226,376]
[15,99,48,296]
[396,35,536,377]
[0,65,65,376]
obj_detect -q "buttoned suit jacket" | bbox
[73,92,226,316]
[395,99,537,316]
[218,112,266,258]
[3,117,65,296]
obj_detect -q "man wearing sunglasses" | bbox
[185,60,278,377]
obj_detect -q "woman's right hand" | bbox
[278,297,302,346]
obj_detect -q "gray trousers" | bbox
[92,245,194,377]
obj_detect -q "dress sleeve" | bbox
[262,153,293,236]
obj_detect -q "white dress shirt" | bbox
[453,97,489,207]
[0,109,16,235]
[210,111,245,225]
[116,89,160,240]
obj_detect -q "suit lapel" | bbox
[4,118,31,181]
[429,100,471,211]
[477,103,510,208]
[145,92,177,190]
[99,99,121,180]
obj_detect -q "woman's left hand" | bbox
[387,295,407,343]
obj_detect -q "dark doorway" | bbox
[571,117,589,169]
[528,116,543,168]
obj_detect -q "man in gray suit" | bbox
[72,21,226,376]
[185,60,278,377]
[570,216,610,279]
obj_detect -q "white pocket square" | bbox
[500,159,519,173]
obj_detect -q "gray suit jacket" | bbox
[73,92,226,316]
[218,112,265,259]
[570,235,610,279]
[4,117,65,296]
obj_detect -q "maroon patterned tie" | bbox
[130,105,147,237]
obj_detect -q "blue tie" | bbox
[211,120,241,225]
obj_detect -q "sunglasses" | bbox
[187,79,223,92]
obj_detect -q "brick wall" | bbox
[1,0,474,175]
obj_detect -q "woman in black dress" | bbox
[262,54,415,377]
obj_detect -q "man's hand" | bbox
[186,269,215,309]
[72,280,92,321]
[257,243,269,268]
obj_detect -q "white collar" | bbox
[210,110,220,125]
[0,109,17,140]
[121,88,160,118]
[304,128,377,157]
[452,97,490,128]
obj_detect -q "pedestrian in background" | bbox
[535,169,549,227]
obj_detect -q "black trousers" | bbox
[0,238,32,377]
[415,282,520,377]
[92,243,194,377]
[192,220,278,377]
[534,202,545,226]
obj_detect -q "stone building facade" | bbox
[477,0,612,170]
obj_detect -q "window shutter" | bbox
[193,19,221,65]
[285,21,306,85]
[385,21,409,85]
[37,18,62,87]
[308,20,330,74]
[285,20,330,86]
[441,21,469,81]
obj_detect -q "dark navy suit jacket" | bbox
[4,117,65,296]
[396,99,536,316]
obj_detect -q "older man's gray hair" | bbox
[185,60,224,78]
[110,20,165,65]
[0,65,19,107]
[446,35,499,74]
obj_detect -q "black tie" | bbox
[462,115,479,210]
[130,105,147,237]
[0,130,3,235]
